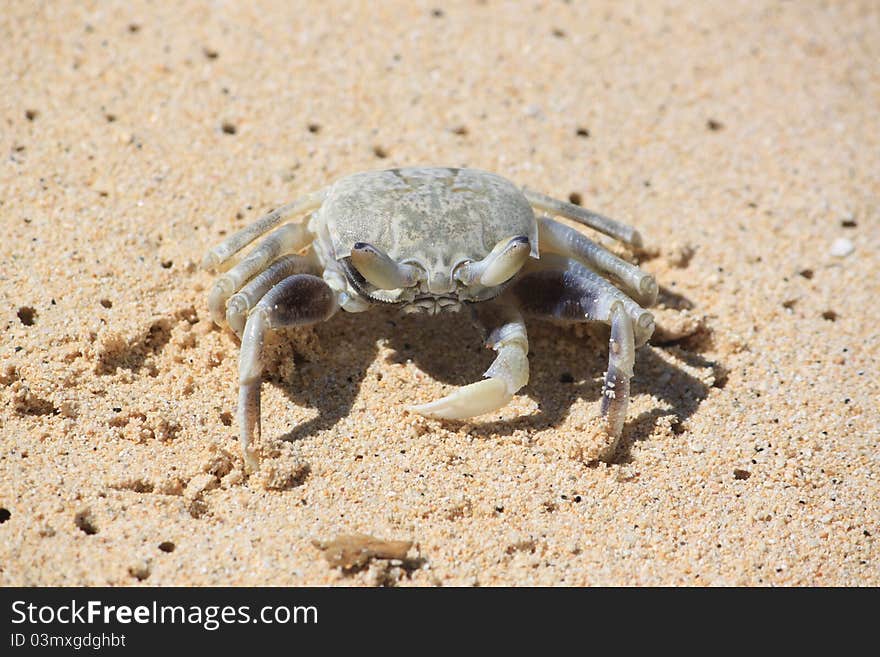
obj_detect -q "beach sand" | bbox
[1,1,877,586]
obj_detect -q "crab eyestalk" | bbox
[350,242,420,290]
[456,235,531,287]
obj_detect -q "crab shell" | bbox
[319,167,540,297]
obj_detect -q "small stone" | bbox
[665,243,696,268]
[312,534,412,571]
[184,473,218,500]
[829,238,854,257]
[128,560,151,581]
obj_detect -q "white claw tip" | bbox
[408,378,512,420]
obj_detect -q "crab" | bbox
[202,167,657,471]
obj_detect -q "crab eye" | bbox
[350,242,419,289]
[456,235,530,287]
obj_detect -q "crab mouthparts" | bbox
[403,296,462,315]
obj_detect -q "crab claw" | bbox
[456,235,531,288]
[350,242,420,290]
[408,378,512,420]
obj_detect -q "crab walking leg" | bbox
[600,302,635,458]
[507,267,643,461]
[531,254,655,347]
[238,274,339,471]
[208,222,313,325]
[202,188,327,271]
[409,304,529,420]
[523,187,643,248]
[225,254,318,337]
[538,216,658,307]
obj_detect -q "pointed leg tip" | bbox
[201,251,219,271]
[243,449,260,475]
[595,434,620,463]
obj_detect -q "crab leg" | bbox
[409,303,529,420]
[202,188,327,271]
[538,216,658,307]
[523,188,643,248]
[225,254,318,337]
[529,254,655,347]
[506,265,644,461]
[601,302,635,449]
[207,223,314,325]
[238,274,339,471]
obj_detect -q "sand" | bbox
[1,1,877,586]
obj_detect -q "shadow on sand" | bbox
[265,291,719,462]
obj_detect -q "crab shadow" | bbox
[269,299,716,462]
[267,311,386,443]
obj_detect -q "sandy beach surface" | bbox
[1,1,877,586]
